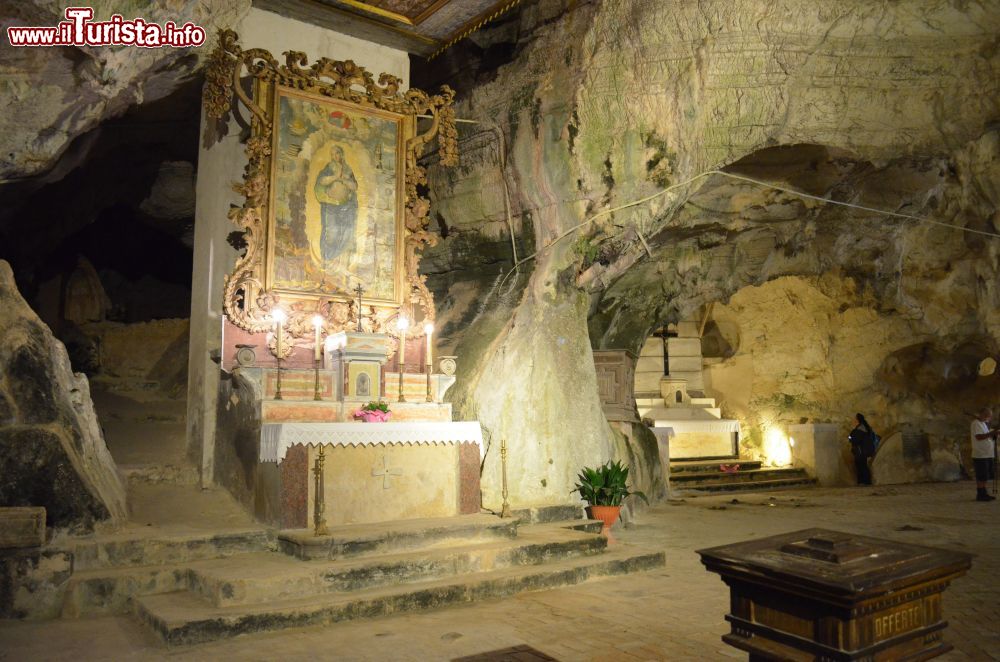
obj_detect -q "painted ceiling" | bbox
[254,0,522,57]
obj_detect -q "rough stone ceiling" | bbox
[252,0,524,56]
[0,1,252,182]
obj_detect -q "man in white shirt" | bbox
[971,408,998,502]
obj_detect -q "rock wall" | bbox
[0,261,126,532]
[422,0,1000,505]
[0,1,251,181]
[703,274,999,478]
[88,318,189,393]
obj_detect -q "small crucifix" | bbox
[354,283,365,332]
[371,455,402,489]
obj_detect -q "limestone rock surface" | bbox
[0,260,126,532]
[422,0,1000,503]
[0,1,251,180]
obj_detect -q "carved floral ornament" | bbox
[203,30,458,356]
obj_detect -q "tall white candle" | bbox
[272,308,287,358]
[312,315,323,361]
[424,322,434,368]
[397,315,409,372]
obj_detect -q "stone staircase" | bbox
[58,526,274,618]
[56,513,662,646]
[670,459,815,494]
[67,376,664,646]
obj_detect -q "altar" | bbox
[260,422,483,527]
[204,62,478,532]
[222,323,485,529]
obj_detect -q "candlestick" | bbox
[312,445,328,536]
[272,308,286,401]
[500,438,512,518]
[424,321,434,403]
[396,315,409,403]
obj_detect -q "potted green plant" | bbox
[573,460,648,539]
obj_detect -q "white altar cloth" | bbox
[652,419,740,434]
[260,421,484,464]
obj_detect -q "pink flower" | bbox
[354,409,390,422]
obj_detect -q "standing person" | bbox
[849,413,877,486]
[970,408,998,502]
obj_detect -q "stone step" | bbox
[510,504,585,524]
[278,514,518,560]
[121,463,200,486]
[63,524,606,617]
[134,544,666,646]
[670,458,755,473]
[673,476,817,494]
[61,528,273,571]
[62,563,191,618]
[535,519,603,534]
[671,468,807,485]
[640,408,723,420]
[189,526,606,608]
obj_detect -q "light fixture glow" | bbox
[396,316,410,331]
[312,314,324,328]
[271,308,287,324]
[762,426,792,467]
[423,321,434,335]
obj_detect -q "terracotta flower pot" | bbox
[586,505,622,542]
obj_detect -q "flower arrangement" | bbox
[353,401,391,423]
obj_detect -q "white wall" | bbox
[186,8,410,484]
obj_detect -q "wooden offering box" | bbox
[698,528,972,661]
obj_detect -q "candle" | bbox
[312,315,324,361]
[397,315,409,368]
[424,321,434,367]
[272,308,286,358]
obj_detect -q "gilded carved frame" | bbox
[203,31,457,355]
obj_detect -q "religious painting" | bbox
[267,88,404,304]
[204,31,458,345]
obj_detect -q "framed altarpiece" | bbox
[203,31,457,356]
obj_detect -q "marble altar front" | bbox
[261,422,483,527]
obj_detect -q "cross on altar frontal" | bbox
[372,454,403,489]
[260,422,483,526]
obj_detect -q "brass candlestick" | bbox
[397,364,406,402]
[274,357,283,401]
[312,445,329,536]
[396,320,408,403]
[500,438,512,518]
[313,358,322,401]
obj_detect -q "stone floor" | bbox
[1,482,997,661]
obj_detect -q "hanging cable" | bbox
[493,167,1000,292]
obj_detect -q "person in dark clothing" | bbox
[849,413,877,485]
